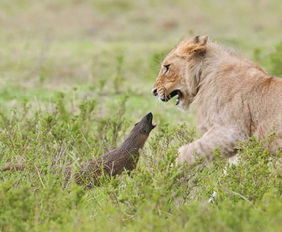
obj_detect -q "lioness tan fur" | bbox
[152,35,282,164]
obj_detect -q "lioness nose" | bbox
[152,88,158,96]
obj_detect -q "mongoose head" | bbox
[134,112,156,135]
[124,112,156,150]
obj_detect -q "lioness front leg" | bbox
[176,126,245,164]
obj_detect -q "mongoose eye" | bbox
[141,129,148,134]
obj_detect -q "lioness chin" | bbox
[152,35,282,164]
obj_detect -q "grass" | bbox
[0,0,281,231]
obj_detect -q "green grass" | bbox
[0,0,281,231]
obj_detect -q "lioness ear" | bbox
[193,35,208,46]
[190,35,208,54]
[179,35,209,56]
[193,35,200,43]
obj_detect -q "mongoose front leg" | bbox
[176,126,245,164]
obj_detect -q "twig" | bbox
[224,188,252,203]
[34,165,46,189]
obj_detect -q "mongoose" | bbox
[2,113,156,188]
[72,112,156,187]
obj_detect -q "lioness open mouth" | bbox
[162,90,183,105]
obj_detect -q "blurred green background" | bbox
[1,0,282,84]
[0,0,282,120]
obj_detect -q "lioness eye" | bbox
[163,64,171,74]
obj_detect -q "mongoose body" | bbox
[2,113,156,188]
[74,112,156,186]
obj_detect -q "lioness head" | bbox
[152,35,208,109]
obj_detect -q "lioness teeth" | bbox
[176,97,180,105]
[160,90,182,104]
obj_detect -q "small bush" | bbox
[269,41,282,76]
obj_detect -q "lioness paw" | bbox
[176,145,196,164]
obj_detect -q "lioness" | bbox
[152,35,282,164]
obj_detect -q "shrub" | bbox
[269,41,282,76]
